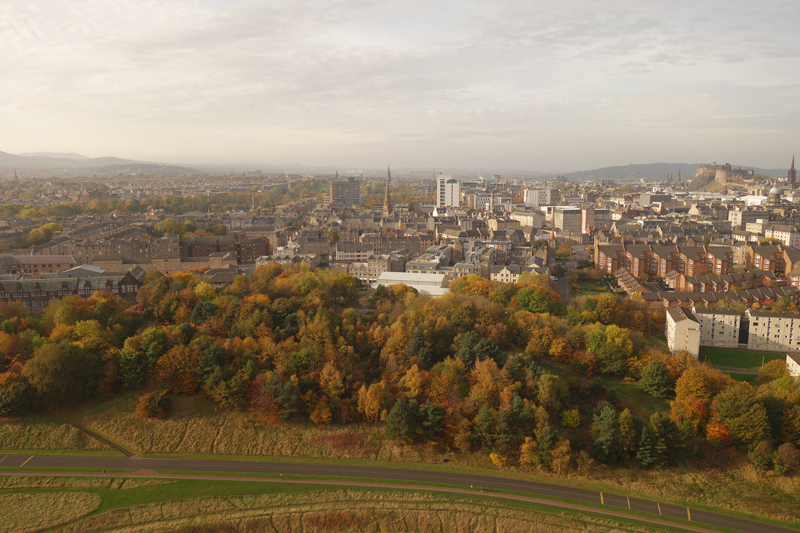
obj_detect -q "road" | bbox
[557,277,571,306]
[0,453,793,533]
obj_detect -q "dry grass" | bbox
[574,459,800,523]
[73,394,386,460]
[0,417,111,452]
[59,489,663,533]
[0,492,101,533]
[20,393,800,524]
[0,475,174,490]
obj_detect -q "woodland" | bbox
[0,265,798,476]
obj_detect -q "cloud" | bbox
[0,0,798,169]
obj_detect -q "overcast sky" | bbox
[1,0,799,171]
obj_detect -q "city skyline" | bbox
[1,0,799,171]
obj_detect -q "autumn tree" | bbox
[756,359,789,386]
[616,408,639,457]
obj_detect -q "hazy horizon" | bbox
[2,0,798,171]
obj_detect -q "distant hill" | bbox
[17,152,88,160]
[564,163,786,181]
[92,163,199,175]
[0,151,197,175]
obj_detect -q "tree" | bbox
[191,301,217,325]
[749,440,774,470]
[474,403,494,450]
[591,405,619,464]
[756,359,788,386]
[454,418,473,452]
[119,347,148,388]
[310,398,333,425]
[637,360,674,398]
[728,403,772,450]
[670,365,728,435]
[453,331,500,366]
[419,402,444,442]
[0,374,32,417]
[782,405,800,445]
[135,390,170,419]
[536,426,557,469]
[616,408,639,457]
[537,373,565,411]
[774,443,800,475]
[516,286,560,314]
[385,399,411,444]
[399,364,423,400]
[194,282,216,302]
[550,437,572,475]
[494,409,515,452]
[638,414,668,469]
[586,324,633,375]
[22,343,103,407]
[561,408,580,429]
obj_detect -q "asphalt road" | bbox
[557,277,571,306]
[0,453,794,533]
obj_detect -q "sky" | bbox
[1,0,799,172]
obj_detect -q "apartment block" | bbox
[666,306,700,357]
[692,307,741,348]
[746,309,800,351]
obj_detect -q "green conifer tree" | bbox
[474,403,495,450]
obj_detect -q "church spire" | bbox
[382,166,393,217]
[789,156,796,186]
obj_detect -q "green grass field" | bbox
[699,347,784,370]
[573,280,611,296]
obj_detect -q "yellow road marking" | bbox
[600,492,604,505]
[687,507,691,521]
[0,455,7,464]
[657,502,662,515]
[19,456,33,467]
[627,496,631,510]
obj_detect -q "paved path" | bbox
[557,277,571,306]
[713,364,759,375]
[0,453,794,533]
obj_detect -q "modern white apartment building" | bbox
[666,306,700,357]
[787,352,800,378]
[746,309,800,351]
[437,176,460,208]
[692,307,741,348]
[524,187,552,208]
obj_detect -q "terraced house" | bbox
[595,243,733,278]
[667,270,776,292]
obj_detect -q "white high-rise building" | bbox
[524,187,552,208]
[437,176,460,208]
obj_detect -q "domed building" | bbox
[766,185,782,208]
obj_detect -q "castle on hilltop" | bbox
[694,162,754,185]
